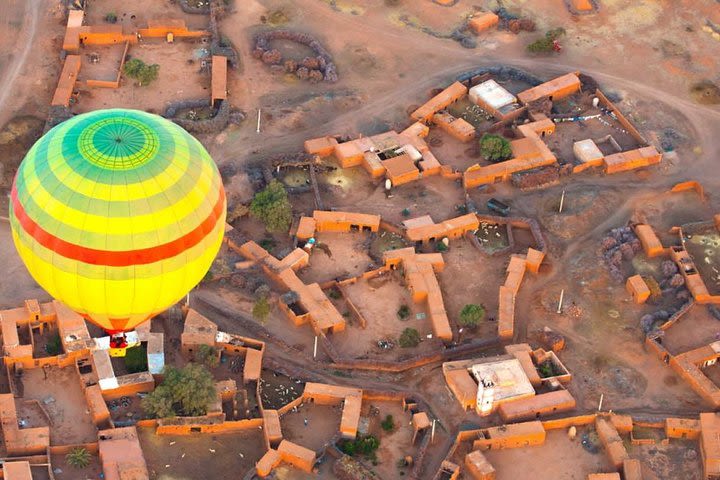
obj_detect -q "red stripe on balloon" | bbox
[10,185,225,267]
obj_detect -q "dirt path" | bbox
[0,0,41,126]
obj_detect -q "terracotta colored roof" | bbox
[382,153,418,178]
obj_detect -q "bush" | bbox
[250,180,292,233]
[538,361,554,378]
[259,238,276,252]
[397,304,411,320]
[141,364,216,418]
[105,12,117,23]
[459,304,485,328]
[527,28,566,53]
[340,435,381,457]
[399,328,420,348]
[381,414,395,432]
[124,344,148,373]
[123,58,160,86]
[66,447,92,469]
[436,241,448,252]
[45,333,62,356]
[479,134,512,162]
[253,297,270,323]
[196,344,219,369]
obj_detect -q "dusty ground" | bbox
[2,0,720,478]
[138,427,266,480]
[297,231,375,284]
[50,453,103,480]
[19,367,98,445]
[75,40,211,114]
[480,428,615,480]
[281,403,340,451]
[333,273,440,359]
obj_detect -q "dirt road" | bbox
[0,0,42,128]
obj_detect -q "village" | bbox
[1,0,720,479]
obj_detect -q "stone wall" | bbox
[253,30,338,83]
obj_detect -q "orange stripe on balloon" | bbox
[11,185,225,267]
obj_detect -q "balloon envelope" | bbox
[9,109,226,332]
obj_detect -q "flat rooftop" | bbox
[470,358,535,403]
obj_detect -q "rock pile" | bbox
[601,226,642,282]
[253,30,338,83]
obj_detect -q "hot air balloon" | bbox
[9,109,226,353]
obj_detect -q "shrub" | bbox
[250,180,292,233]
[538,361,554,378]
[141,364,216,418]
[253,297,270,323]
[340,435,381,457]
[399,328,420,348]
[105,12,117,23]
[436,241,448,252]
[459,304,485,328]
[124,344,148,373]
[45,333,62,356]
[66,447,92,469]
[527,28,566,53]
[196,344,219,369]
[381,414,395,432]
[401,208,411,217]
[328,288,342,300]
[259,238,276,252]
[123,58,160,86]
[397,304,411,320]
[479,134,512,162]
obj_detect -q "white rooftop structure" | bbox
[573,139,604,164]
[469,80,517,111]
[470,358,535,406]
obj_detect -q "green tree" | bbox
[253,297,270,323]
[124,344,148,373]
[479,134,512,162]
[381,414,395,432]
[250,180,292,233]
[399,328,420,348]
[527,28,566,53]
[123,58,160,86]
[45,333,63,356]
[397,304,410,320]
[141,364,216,418]
[196,344,219,369]
[339,435,380,457]
[66,447,92,469]
[459,304,485,328]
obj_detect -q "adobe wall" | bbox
[4,349,90,370]
[101,377,156,401]
[595,89,646,145]
[658,300,694,331]
[156,418,263,435]
[670,181,705,200]
[48,442,99,455]
[542,414,597,430]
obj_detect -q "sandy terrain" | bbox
[138,427,266,480]
[20,367,98,445]
[481,428,615,480]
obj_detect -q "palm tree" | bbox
[66,447,92,469]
